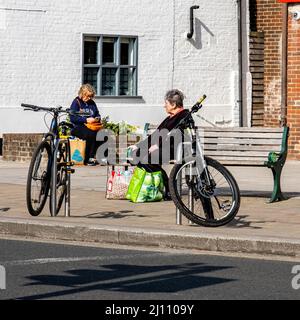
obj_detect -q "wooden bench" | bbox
[200,127,289,203]
[144,124,290,203]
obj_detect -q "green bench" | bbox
[144,124,290,203]
[200,126,290,203]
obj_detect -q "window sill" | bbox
[94,96,145,104]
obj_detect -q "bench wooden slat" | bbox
[208,156,267,163]
[200,138,282,145]
[204,145,281,152]
[147,126,284,135]
[199,132,283,139]
[199,127,284,133]
[205,150,270,157]
[218,160,266,166]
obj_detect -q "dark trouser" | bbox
[71,125,101,164]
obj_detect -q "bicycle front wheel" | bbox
[49,139,70,216]
[169,156,240,227]
[26,140,51,216]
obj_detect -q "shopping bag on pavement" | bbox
[126,167,146,203]
[106,165,134,200]
[69,138,86,166]
[126,167,164,203]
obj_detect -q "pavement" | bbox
[0,158,300,259]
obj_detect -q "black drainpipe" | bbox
[187,5,200,39]
[281,4,288,127]
[237,0,244,127]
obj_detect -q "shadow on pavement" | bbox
[225,215,276,229]
[240,191,300,200]
[187,215,276,230]
[74,210,150,219]
[18,263,235,300]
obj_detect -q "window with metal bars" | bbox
[83,35,138,97]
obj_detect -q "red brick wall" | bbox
[287,11,300,160]
[256,0,283,127]
[3,133,142,163]
[255,0,300,159]
[3,134,43,162]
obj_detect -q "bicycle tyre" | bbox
[169,156,240,227]
[49,139,70,216]
[26,140,51,217]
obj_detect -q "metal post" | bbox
[64,171,71,217]
[50,140,58,217]
[176,171,182,225]
[188,164,194,225]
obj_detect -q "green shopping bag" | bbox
[126,167,164,203]
[126,167,146,202]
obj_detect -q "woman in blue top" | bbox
[70,84,101,166]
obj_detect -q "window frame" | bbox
[82,34,138,97]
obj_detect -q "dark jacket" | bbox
[138,109,190,162]
[70,97,101,126]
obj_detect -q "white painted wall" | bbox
[0,0,242,134]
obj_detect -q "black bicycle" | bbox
[169,96,241,227]
[21,104,86,217]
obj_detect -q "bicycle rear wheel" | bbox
[26,140,51,216]
[49,140,70,216]
[169,156,240,227]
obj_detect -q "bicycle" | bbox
[168,95,241,227]
[21,104,86,217]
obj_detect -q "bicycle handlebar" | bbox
[190,94,207,114]
[21,103,90,116]
[21,104,58,113]
[196,95,207,105]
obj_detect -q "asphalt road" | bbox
[0,238,300,300]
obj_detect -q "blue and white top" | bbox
[70,97,101,127]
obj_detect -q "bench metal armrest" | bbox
[265,151,282,167]
[265,126,289,168]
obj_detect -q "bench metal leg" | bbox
[270,165,286,203]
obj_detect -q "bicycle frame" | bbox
[174,99,216,192]
[175,120,208,179]
[21,103,85,217]
[41,112,61,217]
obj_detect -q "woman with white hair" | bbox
[129,89,190,200]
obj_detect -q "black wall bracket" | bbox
[187,5,200,39]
